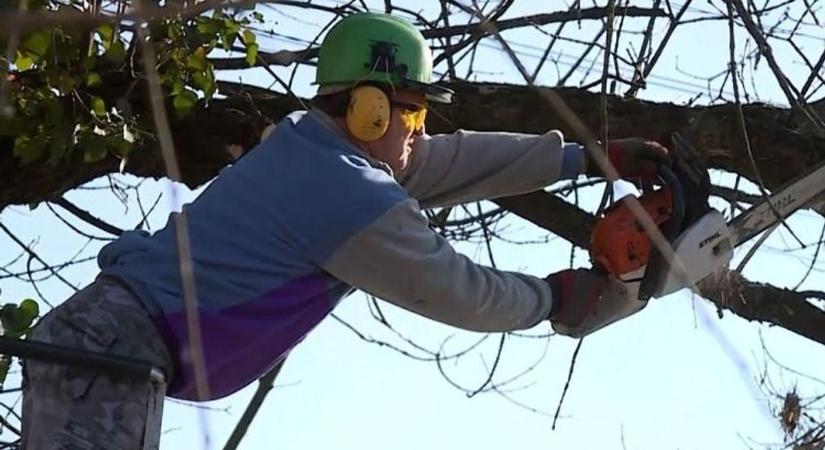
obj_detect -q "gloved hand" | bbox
[545,269,609,332]
[585,138,670,182]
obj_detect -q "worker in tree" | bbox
[21,11,669,449]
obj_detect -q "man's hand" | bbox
[545,269,609,332]
[585,138,670,182]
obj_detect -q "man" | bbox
[21,11,668,449]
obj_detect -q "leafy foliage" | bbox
[0,297,40,387]
[1,2,261,167]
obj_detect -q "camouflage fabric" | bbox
[21,277,173,450]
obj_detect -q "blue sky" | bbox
[1,1,824,449]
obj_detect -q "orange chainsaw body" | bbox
[590,188,673,279]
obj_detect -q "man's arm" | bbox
[320,197,554,332]
[397,130,585,209]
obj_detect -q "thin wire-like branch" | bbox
[792,222,825,290]
[466,333,506,398]
[723,0,805,270]
[729,0,825,136]
[552,338,584,430]
[0,222,76,294]
[800,48,825,99]
[48,196,124,236]
[222,361,285,450]
[331,312,490,363]
[626,0,660,95]
[625,0,692,97]
[44,203,115,242]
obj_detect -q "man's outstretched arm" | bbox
[321,197,554,332]
[397,130,585,209]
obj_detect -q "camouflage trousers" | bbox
[21,277,174,450]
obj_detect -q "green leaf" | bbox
[0,356,10,387]
[53,69,77,94]
[167,22,183,40]
[221,32,236,51]
[82,134,108,162]
[224,19,242,35]
[170,77,185,96]
[22,30,51,56]
[186,47,208,71]
[253,12,264,22]
[0,300,37,337]
[96,23,114,48]
[13,135,46,165]
[242,29,256,45]
[14,52,34,70]
[173,89,198,116]
[90,96,106,117]
[196,17,220,35]
[105,40,126,64]
[86,72,102,87]
[192,70,216,99]
[0,116,28,136]
[17,299,39,329]
[246,43,258,67]
[46,124,72,162]
[110,133,133,157]
[0,304,18,331]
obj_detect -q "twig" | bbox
[552,338,584,430]
[625,0,692,97]
[792,222,825,290]
[724,0,805,263]
[222,361,285,450]
[729,0,825,135]
[44,203,116,242]
[48,196,124,236]
[0,222,76,293]
[467,333,506,397]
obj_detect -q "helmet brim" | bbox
[403,80,455,104]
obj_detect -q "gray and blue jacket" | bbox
[98,109,585,400]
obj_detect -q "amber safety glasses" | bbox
[390,100,428,132]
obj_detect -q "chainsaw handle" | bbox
[657,164,686,240]
[638,164,686,300]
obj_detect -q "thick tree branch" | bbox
[2,81,824,346]
[3,81,824,211]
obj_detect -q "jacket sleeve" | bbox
[396,129,586,209]
[320,197,554,332]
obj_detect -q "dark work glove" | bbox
[585,138,670,182]
[546,269,609,331]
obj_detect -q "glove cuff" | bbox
[546,272,564,320]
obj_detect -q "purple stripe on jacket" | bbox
[158,272,339,400]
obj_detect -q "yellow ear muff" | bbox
[346,85,391,142]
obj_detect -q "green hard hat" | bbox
[315,12,454,104]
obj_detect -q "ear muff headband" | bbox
[346,85,391,142]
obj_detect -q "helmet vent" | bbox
[367,41,399,74]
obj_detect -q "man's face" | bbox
[364,89,427,173]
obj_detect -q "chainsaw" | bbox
[553,133,825,338]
